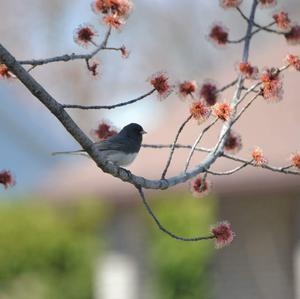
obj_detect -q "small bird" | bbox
[52,123,146,166]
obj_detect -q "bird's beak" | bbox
[141,130,147,134]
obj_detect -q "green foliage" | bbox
[0,199,109,299]
[145,192,216,299]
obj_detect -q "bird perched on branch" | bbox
[52,123,146,166]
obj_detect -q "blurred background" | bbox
[0,0,300,298]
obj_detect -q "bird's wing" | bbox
[94,135,129,151]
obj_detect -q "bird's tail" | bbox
[51,149,87,156]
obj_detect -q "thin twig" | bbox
[228,21,274,44]
[161,115,193,179]
[216,79,239,94]
[207,160,252,176]
[222,153,300,176]
[236,7,287,35]
[184,118,218,173]
[62,89,156,110]
[143,143,300,176]
[199,171,208,192]
[233,92,260,125]
[142,143,211,152]
[18,26,112,67]
[137,187,215,242]
[237,64,290,106]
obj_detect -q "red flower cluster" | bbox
[92,120,118,141]
[0,170,15,189]
[239,62,259,80]
[199,81,218,106]
[91,0,133,28]
[190,175,210,198]
[211,221,235,249]
[219,0,242,9]
[290,152,300,169]
[285,25,300,45]
[120,45,130,58]
[74,24,98,47]
[190,100,211,123]
[251,147,267,165]
[258,0,277,8]
[212,102,231,121]
[178,80,197,98]
[286,54,300,71]
[87,59,100,77]
[208,24,228,46]
[260,68,283,102]
[149,72,172,99]
[224,130,242,154]
[273,11,291,30]
[0,64,12,79]
[103,15,124,28]
[92,0,132,17]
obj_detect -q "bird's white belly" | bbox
[102,151,137,166]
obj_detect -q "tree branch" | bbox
[0,43,223,190]
[62,89,156,110]
[207,160,252,176]
[161,114,192,179]
[137,186,215,242]
[184,118,218,173]
[236,7,287,35]
[18,26,112,67]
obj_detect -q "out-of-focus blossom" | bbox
[190,176,210,198]
[290,152,300,169]
[273,11,291,31]
[208,23,229,46]
[260,68,283,102]
[239,62,259,80]
[190,100,211,123]
[252,147,268,165]
[149,72,172,99]
[74,24,98,47]
[0,170,15,189]
[91,120,118,141]
[286,54,300,71]
[285,25,300,45]
[212,102,231,121]
[177,80,197,98]
[219,0,242,9]
[199,81,219,106]
[211,221,235,248]
[224,130,242,154]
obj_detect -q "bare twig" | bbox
[228,22,274,44]
[222,153,300,176]
[137,187,215,242]
[236,7,286,35]
[216,79,239,94]
[233,92,260,125]
[143,143,300,176]
[142,143,211,153]
[161,115,193,179]
[207,160,252,176]
[18,27,112,67]
[184,118,218,173]
[62,89,156,110]
[228,20,276,44]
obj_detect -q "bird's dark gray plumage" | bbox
[52,123,146,166]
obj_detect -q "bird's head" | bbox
[120,123,147,139]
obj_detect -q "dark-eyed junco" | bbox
[52,123,146,166]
